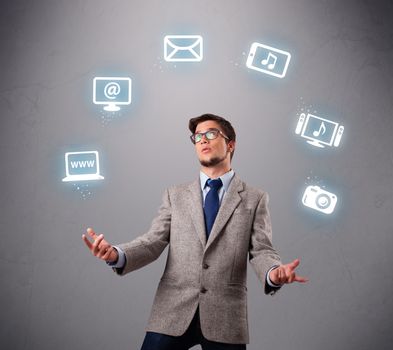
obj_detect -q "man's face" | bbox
[193,120,234,168]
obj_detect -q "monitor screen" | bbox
[301,114,339,147]
[93,77,131,106]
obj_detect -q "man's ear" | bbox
[228,140,236,153]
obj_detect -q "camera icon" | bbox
[302,186,337,215]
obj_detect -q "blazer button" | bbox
[200,287,207,294]
[203,263,209,269]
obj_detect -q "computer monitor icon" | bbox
[295,113,344,148]
[93,77,131,112]
[62,151,104,182]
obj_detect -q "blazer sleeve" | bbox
[113,189,171,276]
[248,191,282,294]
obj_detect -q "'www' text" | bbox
[70,160,95,168]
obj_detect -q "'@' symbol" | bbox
[104,82,121,100]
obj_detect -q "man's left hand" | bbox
[269,258,308,285]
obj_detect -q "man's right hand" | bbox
[82,227,118,263]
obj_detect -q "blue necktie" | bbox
[204,178,223,238]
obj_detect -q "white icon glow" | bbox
[246,42,291,78]
[93,77,131,112]
[302,185,337,215]
[164,35,203,62]
[62,151,104,182]
[295,113,344,148]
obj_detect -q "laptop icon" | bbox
[62,151,104,182]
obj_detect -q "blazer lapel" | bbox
[205,175,244,252]
[186,180,207,248]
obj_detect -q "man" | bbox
[82,114,307,350]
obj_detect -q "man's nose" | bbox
[200,134,209,143]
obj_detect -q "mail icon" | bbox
[164,35,203,62]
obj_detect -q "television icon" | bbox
[246,42,291,79]
[295,113,344,148]
[93,77,131,112]
[62,151,104,182]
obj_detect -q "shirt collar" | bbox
[199,169,235,192]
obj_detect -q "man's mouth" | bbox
[201,147,211,153]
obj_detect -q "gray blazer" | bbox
[115,174,281,344]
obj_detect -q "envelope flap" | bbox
[165,35,202,50]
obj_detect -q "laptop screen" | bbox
[67,152,98,176]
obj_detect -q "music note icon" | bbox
[261,52,277,70]
[246,42,291,78]
[313,122,326,137]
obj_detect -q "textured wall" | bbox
[1,0,393,349]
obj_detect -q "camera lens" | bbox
[316,194,331,209]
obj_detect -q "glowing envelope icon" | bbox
[164,35,203,62]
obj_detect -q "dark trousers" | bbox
[140,308,246,350]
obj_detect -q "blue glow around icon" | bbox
[93,77,131,112]
[302,185,337,215]
[164,35,203,62]
[62,151,104,182]
[295,113,344,148]
[246,42,291,78]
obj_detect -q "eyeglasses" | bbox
[190,128,229,144]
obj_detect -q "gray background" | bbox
[1,0,393,349]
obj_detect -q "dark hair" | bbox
[188,113,236,160]
[188,113,236,142]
